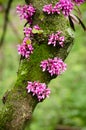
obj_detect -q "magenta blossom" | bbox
[26,81,51,101]
[43,4,53,14]
[52,3,61,14]
[33,25,41,30]
[16,4,36,24]
[58,0,74,16]
[48,31,65,47]
[23,27,32,37]
[40,57,67,76]
[43,3,60,14]
[17,37,34,58]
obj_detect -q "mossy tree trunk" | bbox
[0,0,74,130]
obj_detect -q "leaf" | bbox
[69,14,79,24]
[32,28,43,34]
[75,15,86,31]
[68,15,75,31]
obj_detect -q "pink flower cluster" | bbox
[23,25,41,37]
[43,4,53,14]
[43,0,84,16]
[23,27,32,37]
[26,81,51,101]
[58,0,74,16]
[40,57,67,76]
[17,37,34,58]
[48,31,65,47]
[16,4,35,24]
[43,0,74,16]
[18,24,42,58]
[33,25,41,30]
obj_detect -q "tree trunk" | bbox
[0,0,74,130]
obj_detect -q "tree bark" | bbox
[0,0,74,130]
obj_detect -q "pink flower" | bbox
[43,4,61,14]
[40,60,48,71]
[16,4,35,24]
[48,31,65,47]
[52,3,61,14]
[23,27,32,37]
[33,25,41,30]
[23,25,41,37]
[26,81,51,101]
[40,57,67,76]
[43,4,53,14]
[17,37,34,58]
[58,0,74,16]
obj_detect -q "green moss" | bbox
[0,105,13,130]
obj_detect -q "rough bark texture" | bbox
[0,0,74,130]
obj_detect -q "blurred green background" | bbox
[0,1,86,130]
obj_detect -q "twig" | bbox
[0,0,13,47]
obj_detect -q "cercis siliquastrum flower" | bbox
[26,81,51,101]
[40,57,67,76]
[16,4,36,24]
[17,37,34,59]
[23,27,32,37]
[48,31,65,47]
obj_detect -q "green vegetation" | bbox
[0,2,86,130]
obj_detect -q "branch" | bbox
[0,0,74,130]
[0,0,13,47]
